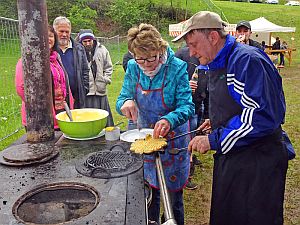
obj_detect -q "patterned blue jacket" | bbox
[116,47,194,129]
[208,35,285,154]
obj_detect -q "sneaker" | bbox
[185,178,198,190]
[192,154,202,166]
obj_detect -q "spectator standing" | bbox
[175,46,208,190]
[235,20,263,50]
[16,25,74,130]
[122,51,134,72]
[279,40,288,67]
[173,11,288,225]
[261,40,266,51]
[53,16,89,109]
[272,37,281,65]
[116,23,194,225]
[122,51,137,130]
[78,29,114,126]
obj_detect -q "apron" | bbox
[208,42,242,130]
[135,67,190,191]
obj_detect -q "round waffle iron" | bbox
[0,143,59,166]
[75,144,143,178]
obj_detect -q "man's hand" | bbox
[189,80,198,93]
[153,119,170,138]
[198,119,211,134]
[188,135,211,154]
[120,100,138,121]
[236,34,246,44]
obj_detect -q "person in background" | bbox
[121,51,137,130]
[122,51,134,72]
[261,40,266,51]
[116,23,194,225]
[53,16,89,109]
[78,29,114,126]
[175,46,207,190]
[279,40,288,67]
[235,20,263,50]
[272,37,281,65]
[173,11,288,225]
[16,25,74,130]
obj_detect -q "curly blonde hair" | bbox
[127,23,168,57]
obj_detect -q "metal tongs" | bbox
[167,127,211,142]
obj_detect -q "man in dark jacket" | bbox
[235,20,263,50]
[53,16,89,109]
[175,47,208,190]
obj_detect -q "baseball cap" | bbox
[236,20,251,30]
[172,11,227,42]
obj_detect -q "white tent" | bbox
[169,17,296,45]
[249,17,295,33]
[248,17,296,46]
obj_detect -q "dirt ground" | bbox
[183,65,300,225]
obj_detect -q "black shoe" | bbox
[185,179,198,190]
[192,154,202,166]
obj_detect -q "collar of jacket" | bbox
[208,35,236,71]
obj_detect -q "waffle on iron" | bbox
[130,134,167,154]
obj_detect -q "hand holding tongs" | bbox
[167,127,211,142]
[167,127,211,155]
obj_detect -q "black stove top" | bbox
[0,132,146,225]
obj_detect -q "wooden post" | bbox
[17,0,54,142]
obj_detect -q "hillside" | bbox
[150,0,300,64]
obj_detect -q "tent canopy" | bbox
[169,17,296,36]
[249,17,296,33]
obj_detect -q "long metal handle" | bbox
[63,101,73,121]
[155,153,177,225]
[168,127,211,142]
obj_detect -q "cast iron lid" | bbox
[0,143,59,166]
[75,144,143,178]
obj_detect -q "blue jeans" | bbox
[189,114,198,131]
[148,188,184,225]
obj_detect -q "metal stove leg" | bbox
[155,153,177,225]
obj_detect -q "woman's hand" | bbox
[120,100,138,122]
[153,119,170,138]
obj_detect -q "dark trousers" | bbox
[279,53,285,65]
[210,129,288,225]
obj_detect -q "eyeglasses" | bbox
[135,55,158,64]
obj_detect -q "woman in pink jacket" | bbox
[15,25,73,130]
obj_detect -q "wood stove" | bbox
[0,133,147,225]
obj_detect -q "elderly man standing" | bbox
[53,16,89,109]
[235,20,263,50]
[78,29,114,126]
[173,11,288,225]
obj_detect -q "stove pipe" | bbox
[17,0,54,142]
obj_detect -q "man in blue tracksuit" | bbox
[173,11,288,225]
